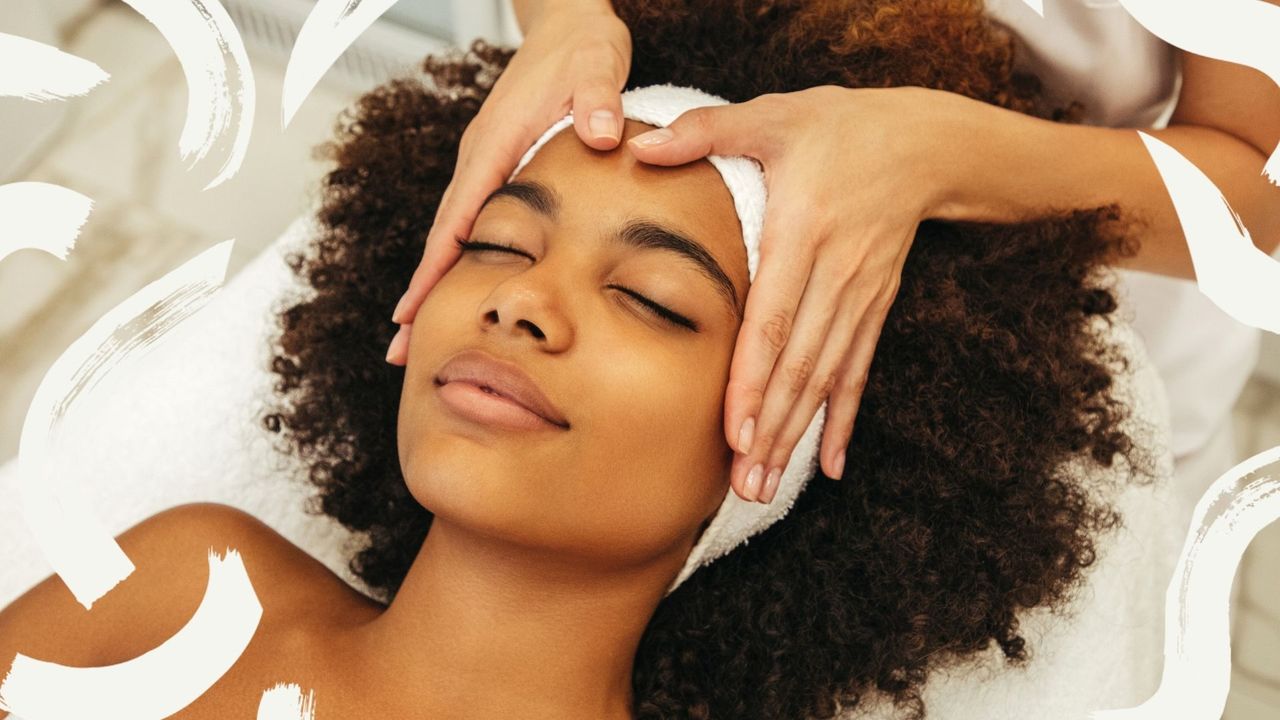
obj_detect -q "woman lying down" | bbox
[0,1,1176,718]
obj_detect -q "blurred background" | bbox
[0,1,1276,717]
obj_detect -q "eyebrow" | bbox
[481,181,743,320]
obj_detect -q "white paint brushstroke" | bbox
[0,182,92,263]
[1118,0,1280,185]
[16,240,235,610]
[1137,132,1280,334]
[258,682,318,720]
[1091,446,1280,720]
[281,0,399,130]
[1016,0,1044,16]
[0,32,110,101]
[120,0,255,189]
[0,549,262,720]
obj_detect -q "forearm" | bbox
[930,93,1280,280]
[512,0,616,33]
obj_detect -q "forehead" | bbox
[512,119,749,292]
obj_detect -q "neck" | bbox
[346,515,685,719]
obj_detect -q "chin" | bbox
[400,437,523,524]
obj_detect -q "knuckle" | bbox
[683,107,715,135]
[783,354,817,394]
[596,37,629,74]
[752,428,778,456]
[760,311,793,354]
[770,448,795,473]
[813,370,838,401]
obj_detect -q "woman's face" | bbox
[398,120,749,573]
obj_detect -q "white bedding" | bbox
[0,215,366,609]
[0,216,1182,719]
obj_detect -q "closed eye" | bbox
[454,238,698,331]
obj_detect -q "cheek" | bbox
[394,270,737,562]
[556,345,733,557]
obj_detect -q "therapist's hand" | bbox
[629,85,962,504]
[385,0,631,356]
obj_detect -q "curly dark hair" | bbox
[262,1,1158,717]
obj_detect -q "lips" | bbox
[434,349,570,429]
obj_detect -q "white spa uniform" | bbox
[982,0,1261,523]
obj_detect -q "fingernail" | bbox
[391,292,409,324]
[744,463,764,500]
[737,416,756,454]
[385,325,408,363]
[760,467,782,504]
[629,128,674,147]
[589,110,619,141]
[833,449,846,479]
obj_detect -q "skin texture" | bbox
[261,1,1161,715]
[0,2,1183,719]
[0,123,749,720]
[390,0,1280,510]
[347,121,752,719]
[398,119,746,574]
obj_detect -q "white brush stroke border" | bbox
[1118,0,1280,184]
[1034,1,1280,718]
[0,32,109,101]
[1092,449,1280,719]
[281,0,400,129]
[0,0,1275,718]
[1138,132,1280,333]
[0,549,262,719]
[258,682,318,720]
[120,0,256,189]
[16,240,234,610]
[0,182,92,264]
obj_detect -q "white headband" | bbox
[510,84,828,597]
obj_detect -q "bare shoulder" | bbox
[0,502,377,675]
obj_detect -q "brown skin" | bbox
[3,2,1161,718]
[0,121,748,720]
[397,119,744,576]
[351,119,748,719]
[0,504,379,720]
[262,23,1149,717]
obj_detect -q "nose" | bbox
[479,270,573,351]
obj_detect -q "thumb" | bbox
[626,103,765,166]
[572,76,625,151]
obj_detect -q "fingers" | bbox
[815,303,887,484]
[627,98,778,166]
[812,247,910,482]
[763,290,871,492]
[721,209,818,501]
[729,255,852,503]
[571,69,625,150]
[385,322,411,366]
[729,221,911,503]
[389,120,526,329]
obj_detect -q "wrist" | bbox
[914,88,998,223]
[515,0,616,34]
